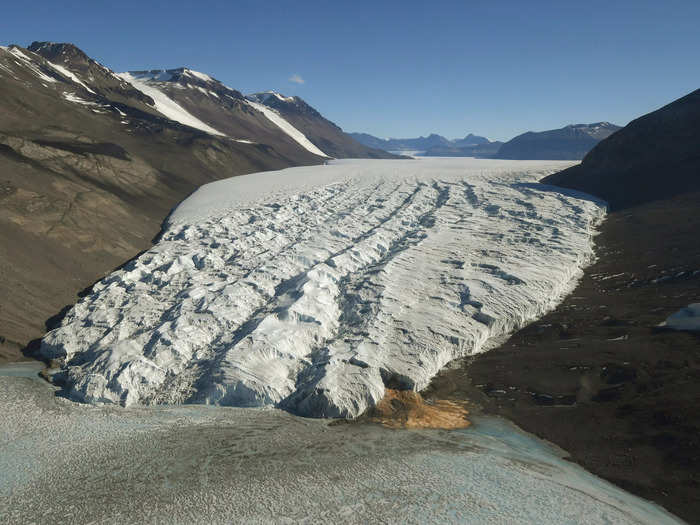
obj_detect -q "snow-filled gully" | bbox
[42,158,605,417]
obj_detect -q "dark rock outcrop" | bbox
[543,89,700,209]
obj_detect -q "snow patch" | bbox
[62,92,97,106]
[129,70,174,82]
[117,72,226,136]
[246,98,327,157]
[194,85,216,97]
[47,62,96,93]
[7,47,34,62]
[42,158,605,418]
[8,47,57,84]
[660,303,700,332]
[184,68,213,82]
[251,91,295,104]
[273,91,294,102]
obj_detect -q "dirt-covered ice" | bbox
[41,158,606,416]
[0,372,682,524]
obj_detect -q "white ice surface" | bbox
[42,158,605,417]
[117,72,226,136]
[246,98,328,157]
[46,62,96,93]
[661,303,700,331]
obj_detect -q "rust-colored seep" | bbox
[367,389,470,429]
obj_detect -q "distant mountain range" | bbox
[0,40,395,358]
[496,122,621,160]
[349,132,501,157]
[544,90,700,209]
[351,123,620,160]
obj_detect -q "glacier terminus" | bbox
[41,158,606,417]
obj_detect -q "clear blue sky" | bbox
[2,0,699,141]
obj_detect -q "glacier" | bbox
[41,158,606,417]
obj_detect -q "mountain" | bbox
[543,89,700,209]
[495,122,621,160]
[246,92,395,159]
[0,41,395,360]
[115,74,395,160]
[351,124,620,160]
[422,141,503,157]
[349,132,496,156]
[453,133,491,147]
[348,133,451,153]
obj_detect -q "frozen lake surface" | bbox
[42,158,606,416]
[0,372,681,524]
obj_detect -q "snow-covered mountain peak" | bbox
[246,91,323,119]
[0,41,391,160]
[248,91,295,104]
[28,41,91,62]
[128,69,177,82]
[130,67,217,86]
[127,67,245,100]
[117,71,227,136]
[566,122,618,131]
[14,42,156,111]
[182,68,213,82]
[563,122,621,140]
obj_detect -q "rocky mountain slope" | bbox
[0,41,392,360]
[246,92,396,159]
[117,73,395,160]
[543,89,700,209]
[349,132,498,156]
[495,122,621,160]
